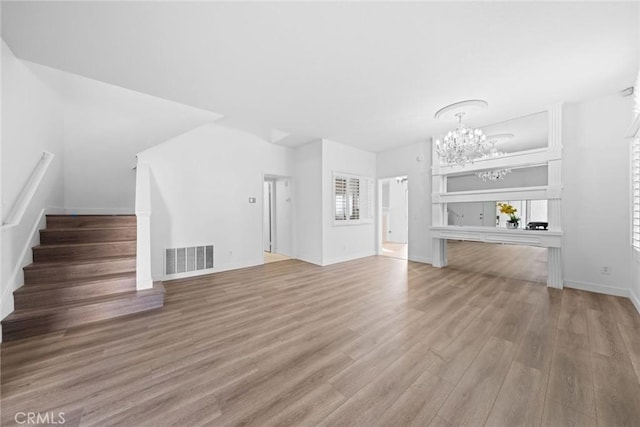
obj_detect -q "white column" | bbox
[135,162,153,290]
[431,138,448,267]
[547,247,563,288]
[547,104,563,288]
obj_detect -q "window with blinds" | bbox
[633,137,640,251]
[334,173,374,224]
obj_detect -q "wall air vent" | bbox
[165,245,214,276]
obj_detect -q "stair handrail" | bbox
[135,160,153,290]
[1,151,54,230]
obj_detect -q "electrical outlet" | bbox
[601,266,611,275]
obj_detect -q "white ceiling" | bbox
[2,1,638,152]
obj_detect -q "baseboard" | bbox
[630,289,640,315]
[158,260,264,281]
[61,207,135,215]
[295,254,323,266]
[0,208,47,324]
[408,255,432,265]
[322,251,376,266]
[564,279,630,298]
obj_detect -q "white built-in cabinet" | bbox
[430,105,563,288]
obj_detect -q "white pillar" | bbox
[547,104,563,288]
[135,162,153,290]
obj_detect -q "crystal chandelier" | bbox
[476,167,511,181]
[475,135,513,181]
[434,100,490,167]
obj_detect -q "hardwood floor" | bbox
[447,240,548,284]
[381,242,408,260]
[2,255,640,426]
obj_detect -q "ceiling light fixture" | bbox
[434,100,489,166]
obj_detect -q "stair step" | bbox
[24,256,136,284]
[40,227,136,244]
[33,241,136,262]
[14,273,137,309]
[2,284,165,341]
[46,214,136,229]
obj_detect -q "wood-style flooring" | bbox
[381,242,408,260]
[264,252,292,264]
[2,255,640,426]
[447,240,548,284]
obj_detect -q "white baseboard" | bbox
[408,255,432,265]
[62,207,134,215]
[158,259,264,281]
[630,289,640,315]
[564,279,630,298]
[295,254,323,266]
[322,251,376,266]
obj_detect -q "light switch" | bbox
[249,197,256,203]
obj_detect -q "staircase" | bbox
[2,215,164,341]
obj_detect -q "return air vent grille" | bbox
[165,245,214,276]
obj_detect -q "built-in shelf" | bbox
[430,225,561,248]
[433,185,560,204]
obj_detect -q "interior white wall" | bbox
[1,41,65,322]
[386,179,408,243]
[563,93,634,296]
[294,140,323,265]
[376,141,432,264]
[137,123,294,279]
[26,62,220,213]
[322,139,376,265]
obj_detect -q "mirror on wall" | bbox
[480,111,548,154]
[447,200,548,228]
[447,165,548,193]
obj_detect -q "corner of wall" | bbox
[631,288,640,315]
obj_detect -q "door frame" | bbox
[262,173,293,263]
[377,175,409,258]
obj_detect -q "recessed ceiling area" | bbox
[2,1,637,152]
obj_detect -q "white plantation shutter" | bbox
[633,137,640,251]
[334,173,374,224]
[335,177,348,220]
[348,178,360,220]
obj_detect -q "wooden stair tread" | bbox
[46,214,135,217]
[3,214,164,341]
[25,255,136,269]
[40,227,136,232]
[34,241,135,249]
[16,272,137,292]
[3,284,164,323]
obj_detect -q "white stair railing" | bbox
[1,151,54,230]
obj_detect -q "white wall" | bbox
[27,62,220,213]
[322,139,377,265]
[294,140,323,265]
[377,141,432,264]
[1,41,65,321]
[563,93,634,296]
[138,123,294,279]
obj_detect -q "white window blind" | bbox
[334,173,374,224]
[633,137,640,251]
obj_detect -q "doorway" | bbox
[263,175,293,263]
[379,176,408,260]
